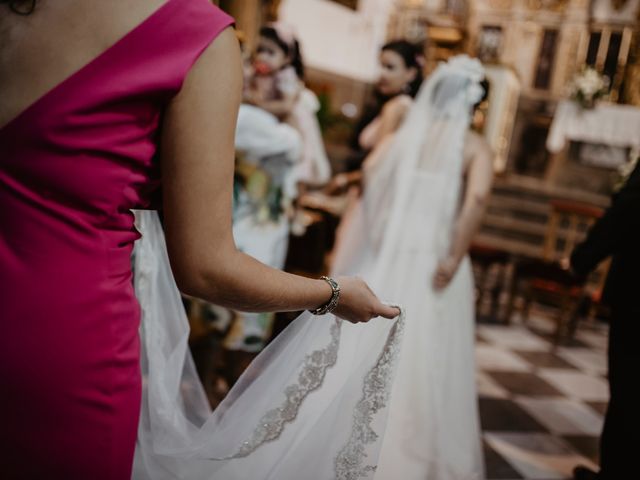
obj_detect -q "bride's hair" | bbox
[1,0,36,14]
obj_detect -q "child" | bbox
[245,23,331,189]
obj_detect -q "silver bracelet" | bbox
[309,276,341,316]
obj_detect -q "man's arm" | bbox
[571,163,640,277]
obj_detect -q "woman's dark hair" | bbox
[381,40,424,98]
[259,26,305,80]
[0,0,36,15]
[348,40,424,157]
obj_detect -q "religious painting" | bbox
[477,25,503,63]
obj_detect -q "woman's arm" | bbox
[244,91,298,119]
[433,131,494,290]
[160,29,397,322]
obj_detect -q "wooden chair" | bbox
[508,199,608,343]
[470,243,511,322]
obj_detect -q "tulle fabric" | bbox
[132,210,404,479]
[334,56,486,479]
[132,55,485,479]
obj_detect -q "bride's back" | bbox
[0,0,165,128]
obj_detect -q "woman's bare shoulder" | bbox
[463,130,494,173]
[0,0,167,67]
[0,0,167,125]
[384,94,413,112]
[465,130,492,156]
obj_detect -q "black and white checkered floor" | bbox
[477,311,608,480]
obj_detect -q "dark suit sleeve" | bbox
[571,163,640,278]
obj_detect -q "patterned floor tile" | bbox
[529,329,592,349]
[477,344,533,372]
[486,371,564,397]
[556,348,607,376]
[514,351,579,370]
[479,397,548,432]
[484,439,524,479]
[538,370,609,402]
[478,372,510,399]
[562,435,600,464]
[585,401,608,416]
[575,330,609,351]
[514,397,604,436]
[473,300,609,480]
[478,332,491,344]
[484,432,597,479]
[523,313,558,335]
[478,325,551,352]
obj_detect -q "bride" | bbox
[133,55,493,479]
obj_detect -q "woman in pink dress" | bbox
[0,1,397,478]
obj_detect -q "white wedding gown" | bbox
[331,154,483,480]
[132,56,485,480]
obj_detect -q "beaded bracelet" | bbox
[309,276,341,316]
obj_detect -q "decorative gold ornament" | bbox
[526,0,569,12]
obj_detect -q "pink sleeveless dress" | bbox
[0,1,232,478]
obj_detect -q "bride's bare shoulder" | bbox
[463,130,493,172]
[465,130,491,154]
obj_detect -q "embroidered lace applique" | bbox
[216,319,342,459]
[334,308,405,479]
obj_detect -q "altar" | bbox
[545,101,640,192]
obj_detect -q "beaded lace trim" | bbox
[334,308,405,480]
[218,319,342,459]
[209,307,404,473]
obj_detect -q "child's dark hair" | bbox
[260,26,305,80]
[381,40,424,98]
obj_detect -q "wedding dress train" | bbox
[132,56,485,480]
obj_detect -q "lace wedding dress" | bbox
[132,56,485,480]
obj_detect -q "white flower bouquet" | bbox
[569,66,610,109]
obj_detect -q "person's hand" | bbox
[332,276,400,323]
[559,257,587,284]
[432,256,460,291]
[325,173,349,195]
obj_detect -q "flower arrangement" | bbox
[613,147,639,192]
[569,66,610,109]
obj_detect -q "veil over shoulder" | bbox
[132,55,485,480]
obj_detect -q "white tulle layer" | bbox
[132,55,485,479]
